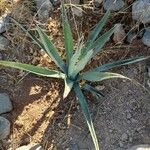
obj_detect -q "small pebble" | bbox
[127,32,137,43]
[0,36,10,50]
[121,133,128,141]
[113,24,126,44]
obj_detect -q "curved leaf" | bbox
[80,71,129,82]
[91,56,148,72]
[37,26,66,72]
[0,61,65,79]
[84,10,110,50]
[74,84,100,150]
[61,0,73,63]
[91,25,117,57]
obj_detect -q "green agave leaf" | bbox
[90,25,117,58]
[80,71,129,82]
[68,39,83,77]
[72,50,93,79]
[84,10,110,50]
[11,18,45,50]
[82,83,104,98]
[61,0,73,63]
[0,61,65,78]
[63,78,74,99]
[37,26,66,72]
[74,84,100,150]
[91,56,148,72]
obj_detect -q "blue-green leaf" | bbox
[63,78,74,99]
[80,71,129,82]
[84,10,110,50]
[82,83,104,98]
[91,25,117,57]
[61,0,73,63]
[37,26,66,72]
[72,50,93,78]
[0,61,65,78]
[91,56,148,72]
[68,41,83,77]
[74,84,100,150]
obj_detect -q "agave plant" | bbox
[0,1,148,150]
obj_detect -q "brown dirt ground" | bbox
[0,0,150,150]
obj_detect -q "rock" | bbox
[113,24,126,43]
[132,0,150,24]
[50,0,61,6]
[103,0,125,11]
[142,28,150,47]
[69,143,80,150]
[0,36,10,50]
[148,67,150,77]
[121,133,128,141]
[128,144,150,150]
[93,0,103,7]
[0,13,10,34]
[16,143,44,150]
[0,116,10,140]
[127,32,137,43]
[72,7,83,17]
[0,93,13,114]
[35,0,54,20]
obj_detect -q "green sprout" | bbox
[0,1,148,150]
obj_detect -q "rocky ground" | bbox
[0,0,150,150]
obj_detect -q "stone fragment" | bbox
[0,36,10,50]
[142,28,150,47]
[0,116,10,140]
[0,13,10,34]
[132,0,150,24]
[0,93,13,114]
[103,0,125,11]
[113,24,126,43]
[35,0,54,20]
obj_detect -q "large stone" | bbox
[0,93,13,114]
[103,0,125,11]
[142,28,150,47]
[0,13,10,34]
[0,116,10,140]
[132,0,150,24]
[16,143,44,150]
[128,145,150,150]
[0,36,10,50]
[35,0,54,20]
